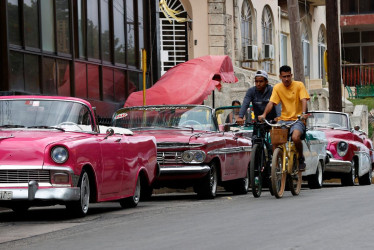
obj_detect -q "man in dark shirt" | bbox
[236,70,280,125]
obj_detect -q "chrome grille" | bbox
[0,170,50,183]
[157,152,183,165]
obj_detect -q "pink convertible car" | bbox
[0,96,158,216]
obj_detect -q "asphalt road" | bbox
[1,183,374,250]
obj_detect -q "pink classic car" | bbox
[307,111,373,186]
[112,105,252,198]
[0,96,158,216]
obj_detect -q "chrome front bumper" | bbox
[0,181,80,201]
[325,159,352,173]
[160,165,211,175]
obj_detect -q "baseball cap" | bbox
[255,70,268,80]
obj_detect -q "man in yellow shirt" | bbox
[258,65,310,171]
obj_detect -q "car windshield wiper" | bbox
[0,124,26,128]
[28,125,65,132]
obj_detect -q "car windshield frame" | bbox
[307,111,350,130]
[112,105,218,131]
[0,99,95,133]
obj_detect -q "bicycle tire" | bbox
[250,144,263,197]
[288,154,302,196]
[271,147,286,198]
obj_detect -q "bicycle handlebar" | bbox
[263,115,302,128]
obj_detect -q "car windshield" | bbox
[0,99,93,132]
[112,106,217,131]
[307,112,349,130]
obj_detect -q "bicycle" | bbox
[264,118,303,198]
[249,120,273,197]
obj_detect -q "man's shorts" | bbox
[278,120,306,140]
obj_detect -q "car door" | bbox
[99,134,124,195]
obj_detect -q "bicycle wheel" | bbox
[288,154,302,196]
[271,147,286,198]
[250,144,263,197]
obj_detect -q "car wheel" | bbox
[308,161,323,189]
[196,162,218,199]
[120,177,141,208]
[140,178,153,201]
[358,167,372,185]
[341,160,356,186]
[233,168,249,195]
[66,170,90,217]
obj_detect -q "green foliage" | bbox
[348,97,374,111]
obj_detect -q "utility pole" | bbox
[287,0,305,84]
[326,0,342,111]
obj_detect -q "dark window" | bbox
[114,69,126,102]
[87,0,100,59]
[362,31,374,43]
[341,0,358,14]
[75,62,87,98]
[362,46,374,63]
[42,57,57,95]
[24,54,40,93]
[9,51,24,91]
[24,0,40,49]
[57,60,70,96]
[103,67,114,101]
[129,71,139,92]
[78,0,87,58]
[113,0,126,65]
[8,0,21,46]
[342,32,360,44]
[101,0,111,62]
[41,0,55,52]
[87,64,100,99]
[127,0,136,66]
[359,0,374,14]
[56,0,71,54]
[342,47,360,64]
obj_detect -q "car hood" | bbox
[316,128,359,142]
[133,129,218,148]
[0,130,88,166]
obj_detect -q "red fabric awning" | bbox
[124,55,238,106]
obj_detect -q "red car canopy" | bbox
[124,55,238,106]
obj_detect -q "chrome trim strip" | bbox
[0,165,74,174]
[159,165,211,174]
[0,183,52,188]
[207,146,252,155]
[325,159,352,173]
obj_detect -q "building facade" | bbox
[158,0,326,107]
[340,0,374,96]
[0,0,161,118]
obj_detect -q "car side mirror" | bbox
[104,128,114,139]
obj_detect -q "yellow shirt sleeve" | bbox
[269,83,281,105]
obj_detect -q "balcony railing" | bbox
[342,63,374,98]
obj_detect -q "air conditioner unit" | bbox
[264,44,274,59]
[244,45,258,61]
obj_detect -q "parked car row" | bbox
[0,96,373,217]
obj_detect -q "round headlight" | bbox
[51,147,69,163]
[193,151,206,163]
[182,151,194,163]
[337,141,348,157]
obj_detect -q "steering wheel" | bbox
[57,122,83,131]
[327,123,342,128]
[179,120,202,126]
